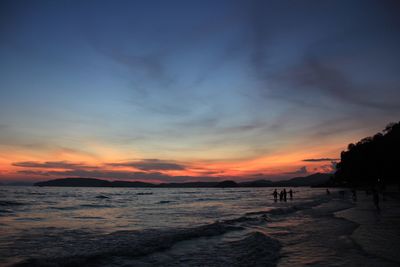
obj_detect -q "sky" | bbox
[1,0,400,183]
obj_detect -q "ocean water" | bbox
[0,186,395,267]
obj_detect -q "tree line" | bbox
[334,121,400,187]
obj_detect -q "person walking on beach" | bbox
[283,189,287,202]
[289,189,293,199]
[372,188,380,211]
[351,188,357,202]
[272,189,278,202]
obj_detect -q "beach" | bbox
[2,1,400,266]
[336,190,400,264]
[0,186,399,267]
[273,192,400,266]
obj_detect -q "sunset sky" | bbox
[1,0,400,183]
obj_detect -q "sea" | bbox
[0,186,396,267]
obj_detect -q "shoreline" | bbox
[1,188,399,267]
[335,191,400,264]
[268,193,399,266]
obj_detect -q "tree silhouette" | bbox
[334,121,400,187]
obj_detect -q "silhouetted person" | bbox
[283,189,287,202]
[372,188,380,211]
[279,190,284,201]
[380,183,387,201]
[351,189,357,202]
[272,189,278,202]
[326,189,330,195]
[289,189,293,199]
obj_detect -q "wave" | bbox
[12,196,328,267]
[13,206,288,267]
[195,197,241,201]
[14,221,245,267]
[171,191,197,194]
[15,217,44,222]
[157,200,173,204]
[73,216,105,220]
[79,204,113,208]
[116,231,281,266]
[49,206,78,211]
[0,208,14,214]
[20,192,47,196]
[0,200,25,206]
[204,231,280,267]
[245,196,329,217]
[48,204,113,211]
[95,195,109,199]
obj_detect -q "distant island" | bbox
[29,121,400,189]
[34,173,332,188]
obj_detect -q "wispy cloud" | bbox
[108,159,186,171]
[303,158,339,162]
[274,56,400,111]
[313,162,337,173]
[284,166,308,176]
[12,161,96,169]
[13,159,186,172]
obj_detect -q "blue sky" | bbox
[1,0,400,182]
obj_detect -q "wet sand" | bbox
[336,191,400,264]
[268,191,400,267]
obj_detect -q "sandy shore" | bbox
[336,190,400,264]
[265,191,400,267]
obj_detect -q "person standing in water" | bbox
[283,189,287,202]
[289,189,293,199]
[272,189,278,202]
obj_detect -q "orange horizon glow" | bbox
[0,140,345,183]
[1,1,400,185]
[0,123,386,183]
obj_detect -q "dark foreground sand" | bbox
[336,191,400,264]
[269,190,400,267]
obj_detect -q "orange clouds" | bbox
[0,136,346,183]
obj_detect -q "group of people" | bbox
[328,186,384,212]
[272,188,293,202]
[272,185,386,212]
